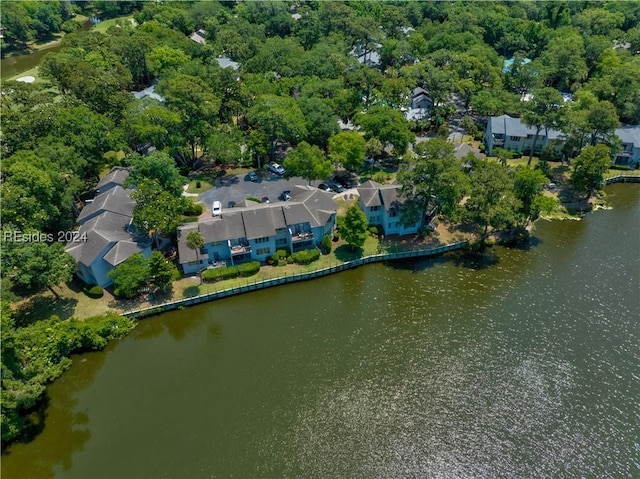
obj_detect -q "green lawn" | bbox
[91,16,136,33]
[186,175,215,194]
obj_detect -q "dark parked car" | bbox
[279,190,291,201]
[318,183,331,192]
[334,172,358,189]
[247,171,259,182]
[261,196,270,203]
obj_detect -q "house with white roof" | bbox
[357,180,420,236]
[484,114,564,155]
[65,168,151,287]
[177,186,337,275]
[613,126,640,167]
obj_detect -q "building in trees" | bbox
[177,186,336,275]
[65,168,151,287]
[613,126,640,167]
[357,180,420,236]
[484,114,564,156]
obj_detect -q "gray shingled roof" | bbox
[77,186,135,225]
[96,167,129,193]
[176,186,337,264]
[66,211,147,267]
[242,206,287,240]
[616,126,640,146]
[176,224,200,264]
[358,180,405,210]
[200,211,246,243]
[489,115,564,140]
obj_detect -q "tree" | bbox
[108,254,149,299]
[398,138,469,226]
[493,147,514,166]
[186,230,205,284]
[126,151,185,198]
[204,127,243,167]
[340,205,368,252]
[537,29,588,91]
[147,251,179,293]
[158,74,221,164]
[247,95,307,163]
[328,132,366,171]
[513,167,549,226]
[123,100,182,153]
[283,142,333,185]
[146,45,190,77]
[131,180,183,248]
[2,241,74,300]
[522,87,564,166]
[570,144,611,198]
[354,105,414,156]
[299,97,339,148]
[587,100,620,147]
[464,161,520,239]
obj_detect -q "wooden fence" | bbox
[123,241,468,319]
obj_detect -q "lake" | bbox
[2,184,638,479]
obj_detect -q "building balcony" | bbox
[229,242,251,256]
[291,231,314,242]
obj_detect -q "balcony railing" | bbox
[229,242,251,255]
[291,231,314,242]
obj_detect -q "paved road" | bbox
[198,172,315,210]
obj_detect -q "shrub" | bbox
[196,180,201,189]
[83,284,104,298]
[238,261,260,277]
[247,197,261,203]
[270,249,290,266]
[291,248,320,264]
[320,234,332,253]
[183,201,203,216]
[373,171,388,184]
[202,266,240,282]
[368,225,380,236]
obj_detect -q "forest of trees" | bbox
[2,0,639,446]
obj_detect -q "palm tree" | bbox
[186,230,205,284]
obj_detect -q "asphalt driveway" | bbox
[199,171,314,210]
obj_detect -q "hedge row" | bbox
[201,261,261,282]
[291,248,320,265]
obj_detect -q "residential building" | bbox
[65,168,151,287]
[188,29,207,45]
[404,87,433,121]
[357,180,420,236]
[484,114,564,155]
[614,126,640,167]
[177,186,337,275]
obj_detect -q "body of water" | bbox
[2,184,638,479]
[1,21,92,79]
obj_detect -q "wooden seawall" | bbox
[123,241,469,319]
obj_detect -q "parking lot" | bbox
[198,171,316,210]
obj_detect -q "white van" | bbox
[212,201,222,216]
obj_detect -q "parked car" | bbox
[261,196,270,204]
[334,172,358,189]
[267,162,285,175]
[212,201,222,216]
[327,181,344,193]
[279,190,291,201]
[247,171,259,182]
[318,183,331,192]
